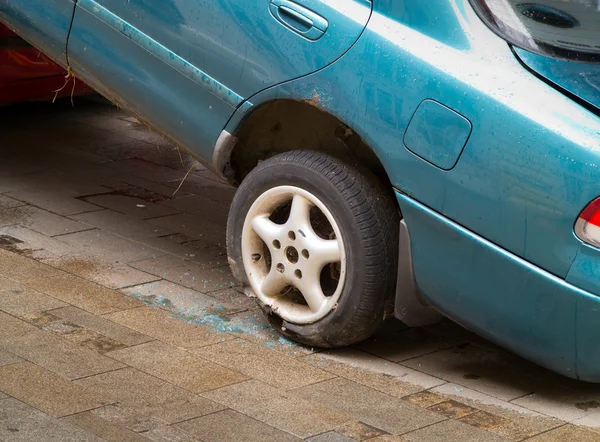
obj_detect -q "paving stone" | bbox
[122,280,242,318]
[202,380,349,438]
[0,349,23,367]
[104,306,231,349]
[306,431,357,442]
[206,287,258,312]
[193,339,334,390]
[0,205,90,236]
[5,187,101,216]
[0,225,78,257]
[0,363,110,417]
[402,419,509,441]
[148,213,225,246]
[571,410,600,430]
[303,348,444,398]
[0,399,105,441]
[84,194,180,219]
[75,368,224,425]
[292,378,443,435]
[402,344,535,401]
[0,329,125,380]
[71,209,175,239]
[363,437,409,442]
[72,367,191,406]
[26,273,143,314]
[139,237,228,266]
[89,402,206,433]
[0,278,66,316]
[355,322,464,363]
[110,158,187,183]
[62,411,150,442]
[59,327,129,353]
[177,409,301,442]
[0,248,62,283]
[129,256,237,293]
[55,228,164,263]
[51,306,152,346]
[86,264,161,290]
[335,421,387,441]
[430,383,562,440]
[527,424,600,441]
[0,195,26,209]
[0,311,36,340]
[160,194,232,222]
[221,310,316,356]
[141,425,198,442]
[512,391,598,422]
[107,341,247,393]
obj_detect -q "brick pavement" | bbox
[0,97,599,441]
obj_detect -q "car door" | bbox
[67,0,372,161]
[0,0,76,66]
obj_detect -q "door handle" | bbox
[269,0,328,41]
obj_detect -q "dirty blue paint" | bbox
[77,0,250,111]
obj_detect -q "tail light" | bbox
[575,198,600,247]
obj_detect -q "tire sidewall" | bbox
[227,158,380,346]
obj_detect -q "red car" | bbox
[0,23,90,105]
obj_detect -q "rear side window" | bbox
[470,0,600,62]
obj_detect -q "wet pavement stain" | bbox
[428,400,479,419]
[575,400,600,411]
[458,411,509,430]
[0,235,37,257]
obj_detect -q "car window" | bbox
[470,0,600,62]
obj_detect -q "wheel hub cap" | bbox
[241,186,346,324]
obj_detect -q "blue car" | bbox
[3,0,600,381]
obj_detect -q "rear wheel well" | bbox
[228,99,395,200]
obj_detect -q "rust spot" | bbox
[576,400,600,411]
[429,400,478,419]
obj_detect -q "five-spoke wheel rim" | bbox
[241,186,346,324]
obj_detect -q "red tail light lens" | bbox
[575,198,600,247]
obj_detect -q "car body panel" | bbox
[396,191,579,379]
[0,0,75,67]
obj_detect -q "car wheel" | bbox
[227,150,399,347]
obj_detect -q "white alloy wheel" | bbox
[241,185,346,324]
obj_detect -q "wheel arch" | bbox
[214,99,396,204]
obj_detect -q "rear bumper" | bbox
[396,191,600,381]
